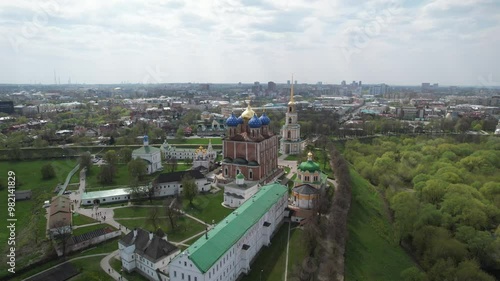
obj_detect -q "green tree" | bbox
[181,174,198,206]
[79,152,92,172]
[41,163,56,180]
[120,147,133,163]
[128,158,147,182]
[104,150,118,167]
[391,191,420,242]
[97,164,115,184]
[400,267,428,281]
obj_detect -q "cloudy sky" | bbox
[1,0,499,86]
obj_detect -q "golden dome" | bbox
[241,104,255,119]
[307,152,313,157]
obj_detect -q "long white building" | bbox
[168,183,288,281]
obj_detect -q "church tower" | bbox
[281,75,305,155]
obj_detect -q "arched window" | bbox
[289,106,292,112]
[288,117,292,124]
[287,131,291,139]
[249,170,253,179]
[224,168,228,176]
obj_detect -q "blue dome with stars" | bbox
[248,113,262,128]
[259,113,271,125]
[226,113,239,127]
[237,116,244,124]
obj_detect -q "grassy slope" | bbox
[345,168,415,281]
[241,223,305,281]
[0,160,78,270]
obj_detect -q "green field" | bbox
[113,206,161,218]
[116,216,205,242]
[72,213,98,226]
[241,223,305,281]
[0,159,79,274]
[345,168,415,281]
[284,154,299,161]
[72,224,116,237]
[182,191,232,223]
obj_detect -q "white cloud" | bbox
[0,0,499,85]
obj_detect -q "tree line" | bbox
[345,136,500,280]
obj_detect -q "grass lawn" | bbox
[182,191,232,224]
[113,206,162,219]
[241,222,305,281]
[0,159,78,271]
[72,213,98,225]
[116,216,205,242]
[284,154,299,161]
[69,257,112,281]
[66,183,81,190]
[345,168,416,281]
[12,237,122,280]
[86,164,132,189]
[167,138,222,145]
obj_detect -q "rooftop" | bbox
[185,182,287,273]
[133,145,161,154]
[81,188,132,200]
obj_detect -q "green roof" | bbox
[133,145,161,154]
[236,173,245,179]
[298,160,321,173]
[186,183,287,273]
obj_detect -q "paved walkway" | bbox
[284,221,292,281]
[100,250,127,281]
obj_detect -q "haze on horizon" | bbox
[1,0,499,86]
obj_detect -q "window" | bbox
[182,273,184,280]
[287,131,291,139]
[184,261,187,266]
[289,117,292,124]
[249,170,253,179]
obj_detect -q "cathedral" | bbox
[218,103,283,208]
[280,78,305,155]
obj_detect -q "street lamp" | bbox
[260,269,263,281]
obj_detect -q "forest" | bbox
[344,136,500,281]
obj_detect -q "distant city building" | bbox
[132,135,163,175]
[267,81,276,91]
[422,82,439,93]
[168,183,288,281]
[369,83,389,95]
[0,101,14,114]
[119,228,180,281]
[281,81,305,155]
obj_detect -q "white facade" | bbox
[156,178,210,197]
[223,178,260,208]
[119,229,180,281]
[132,135,163,175]
[280,82,305,155]
[162,140,217,161]
[169,184,288,281]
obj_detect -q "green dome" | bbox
[298,160,321,173]
[236,173,245,179]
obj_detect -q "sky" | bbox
[1,0,499,86]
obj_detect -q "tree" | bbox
[104,150,118,167]
[400,267,428,281]
[164,197,181,230]
[51,220,73,256]
[120,147,132,163]
[182,174,198,206]
[79,152,92,172]
[97,164,115,184]
[41,163,56,180]
[175,127,185,141]
[166,158,178,172]
[128,158,147,182]
[148,206,161,230]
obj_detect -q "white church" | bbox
[132,135,163,174]
[168,183,288,281]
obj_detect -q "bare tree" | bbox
[148,206,161,230]
[51,220,73,256]
[164,197,181,230]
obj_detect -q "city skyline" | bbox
[1,0,499,86]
